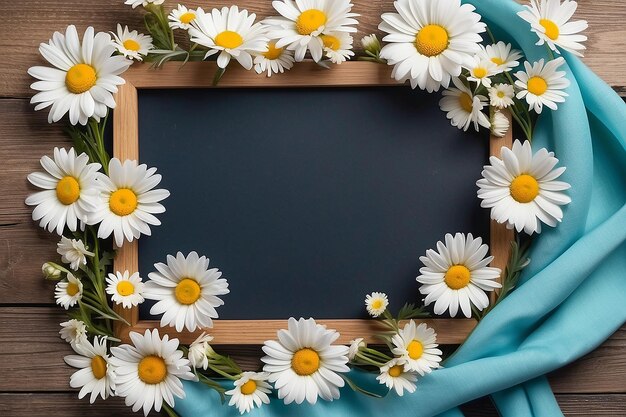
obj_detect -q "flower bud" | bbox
[42,262,66,280]
[361,34,381,55]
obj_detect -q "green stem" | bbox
[207,364,238,381]
[355,351,386,367]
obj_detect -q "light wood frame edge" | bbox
[113,61,512,345]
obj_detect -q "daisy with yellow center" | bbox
[478,42,523,73]
[144,251,230,332]
[225,372,272,414]
[110,329,195,416]
[365,291,389,317]
[27,25,131,125]
[112,24,153,61]
[262,317,350,404]
[465,55,499,88]
[391,321,442,375]
[376,358,417,396]
[379,0,486,92]
[169,5,198,30]
[64,336,115,404]
[320,32,354,64]
[57,236,94,271]
[515,57,570,114]
[417,233,502,318]
[105,270,145,309]
[439,78,490,132]
[55,272,83,310]
[488,83,515,109]
[477,140,571,235]
[253,34,295,77]
[518,0,588,57]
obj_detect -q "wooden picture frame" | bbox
[113,61,513,345]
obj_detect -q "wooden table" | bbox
[1,1,624,415]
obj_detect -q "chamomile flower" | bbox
[57,236,94,270]
[112,24,153,61]
[187,332,215,370]
[254,40,295,77]
[55,272,83,309]
[25,148,101,235]
[226,372,272,414]
[347,338,366,361]
[478,42,523,72]
[64,336,115,403]
[28,25,131,125]
[488,83,515,108]
[439,78,490,132]
[376,358,417,396]
[365,292,388,317]
[391,321,442,375]
[59,319,88,345]
[515,58,570,113]
[110,329,195,416]
[491,111,510,138]
[90,158,169,248]
[465,56,499,88]
[125,0,164,9]
[188,6,269,70]
[518,0,588,57]
[105,271,145,308]
[416,233,502,318]
[262,317,350,404]
[320,32,354,64]
[379,0,486,92]
[144,251,230,332]
[169,4,197,30]
[477,140,571,234]
[267,0,359,62]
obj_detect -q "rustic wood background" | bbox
[1,0,624,415]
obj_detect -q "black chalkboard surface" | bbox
[137,86,489,320]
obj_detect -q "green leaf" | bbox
[341,375,383,398]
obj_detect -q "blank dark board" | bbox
[137,86,489,320]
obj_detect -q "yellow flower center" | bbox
[296,9,327,35]
[320,34,340,51]
[56,176,80,205]
[491,57,504,65]
[388,365,403,377]
[109,188,138,216]
[263,42,284,60]
[180,12,196,24]
[473,67,488,79]
[175,278,201,305]
[444,265,471,290]
[459,92,474,113]
[138,355,167,384]
[497,91,505,98]
[66,282,80,296]
[123,39,141,51]
[240,380,257,395]
[510,174,540,203]
[407,340,424,360]
[291,348,320,376]
[371,299,383,310]
[65,64,97,94]
[527,76,548,96]
[539,19,560,40]
[415,24,449,57]
[91,355,107,379]
[214,30,243,49]
[117,281,135,296]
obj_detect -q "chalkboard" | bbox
[137,86,489,321]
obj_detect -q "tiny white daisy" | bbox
[365,292,388,317]
[64,336,115,403]
[391,321,442,375]
[59,319,88,345]
[477,140,571,234]
[253,39,295,77]
[491,111,510,138]
[347,337,366,361]
[488,83,515,108]
[478,42,523,72]
[439,78,490,132]
[57,236,94,271]
[465,56,499,88]
[376,358,417,396]
[105,270,145,308]
[169,4,197,30]
[55,272,83,309]
[417,233,502,318]
[321,32,354,64]
[518,0,588,57]
[514,57,570,113]
[226,372,272,414]
[112,24,153,61]
[187,332,215,370]
[125,0,164,9]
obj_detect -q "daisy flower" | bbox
[465,56,499,88]
[515,57,570,113]
[25,148,101,235]
[262,317,350,404]
[491,111,510,138]
[226,372,272,414]
[391,321,442,375]
[144,251,230,332]
[254,40,295,77]
[416,233,502,318]
[518,0,588,57]
[125,0,164,9]
[27,25,131,125]
[105,270,145,308]
[90,158,169,248]
[477,140,571,234]
[488,83,515,109]
[321,32,354,64]
[112,24,153,61]
[169,4,198,30]
[64,336,115,403]
[347,337,366,361]
[376,358,417,396]
[478,42,523,72]
[379,0,486,92]
[57,236,94,270]
[187,332,215,370]
[55,272,83,309]
[110,329,195,416]
[266,0,359,62]
[365,292,388,317]
[188,6,269,70]
[439,78,490,132]
[59,319,88,345]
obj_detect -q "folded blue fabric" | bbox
[175,0,626,415]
